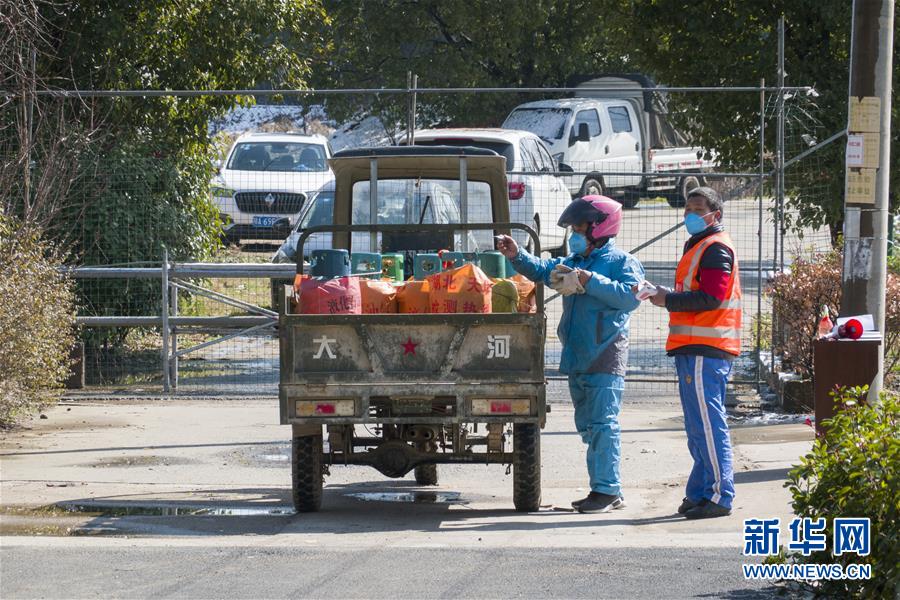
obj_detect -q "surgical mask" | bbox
[569,232,589,254]
[684,211,714,235]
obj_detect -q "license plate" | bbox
[252,216,279,227]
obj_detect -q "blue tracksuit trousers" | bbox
[674,354,735,509]
[569,372,623,496]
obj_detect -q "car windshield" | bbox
[298,190,335,229]
[227,142,328,172]
[415,139,515,171]
[503,108,572,141]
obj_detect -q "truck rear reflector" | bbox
[296,399,355,417]
[471,398,531,416]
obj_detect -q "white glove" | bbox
[549,264,585,296]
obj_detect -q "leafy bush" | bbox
[0,214,76,426]
[68,144,222,351]
[786,387,899,598]
[768,251,843,377]
[768,251,900,388]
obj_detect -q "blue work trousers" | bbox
[569,372,623,496]
[675,354,735,509]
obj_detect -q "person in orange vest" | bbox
[639,186,741,519]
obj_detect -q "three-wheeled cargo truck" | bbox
[278,146,547,512]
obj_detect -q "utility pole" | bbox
[406,72,418,146]
[841,0,894,400]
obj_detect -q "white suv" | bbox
[412,128,572,255]
[211,132,334,243]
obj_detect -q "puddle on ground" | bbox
[82,455,197,468]
[345,491,467,504]
[58,502,295,517]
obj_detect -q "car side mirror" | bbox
[557,162,574,173]
[272,217,292,238]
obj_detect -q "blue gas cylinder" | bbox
[414,254,443,279]
[310,249,351,278]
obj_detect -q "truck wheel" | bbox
[512,423,541,512]
[666,175,704,208]
[414,464,438,486]
[292,434,323,512]
[578,177,604,198]
[620,191,641,210]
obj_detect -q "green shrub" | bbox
[0,215,77,426]
[68,144,222,350]
[769,251,900,390]
[786,387,899,598]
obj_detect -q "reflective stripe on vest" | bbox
[667,231,742,355]
[669,325,741,339]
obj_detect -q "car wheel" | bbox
[579,177,604,198]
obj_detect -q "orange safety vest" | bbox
[666,231,742,355]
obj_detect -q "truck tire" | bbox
[512,423,541,512]
[578,177,604,198]
[292,434,323,512]
[666,175,704,208]
[620,190,641,210]
[414,464,439,486]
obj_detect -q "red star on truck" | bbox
[402,337,418,355]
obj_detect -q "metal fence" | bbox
[52,80,840,399]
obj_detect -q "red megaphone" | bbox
[838,318,864,339]
[824,318,864,340]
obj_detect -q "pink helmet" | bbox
[557,195,622,240]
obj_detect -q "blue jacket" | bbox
[510,239,644,376]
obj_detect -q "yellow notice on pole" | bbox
[845,168,877,205]
[848,97,881,133]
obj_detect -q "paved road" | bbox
[1,396,811,599]
[0,545,781,599]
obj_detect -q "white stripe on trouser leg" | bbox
[694,356,722,505]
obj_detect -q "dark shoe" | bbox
[572,492,625,510]
[684,500,731,520]
[577,492,621,514]
[677,497,700,514]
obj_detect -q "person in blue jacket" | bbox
[496,196,644,513]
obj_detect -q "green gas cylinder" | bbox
[381,253,404,282]
[477,251,506,278]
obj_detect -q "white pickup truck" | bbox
[502,74,715,208]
